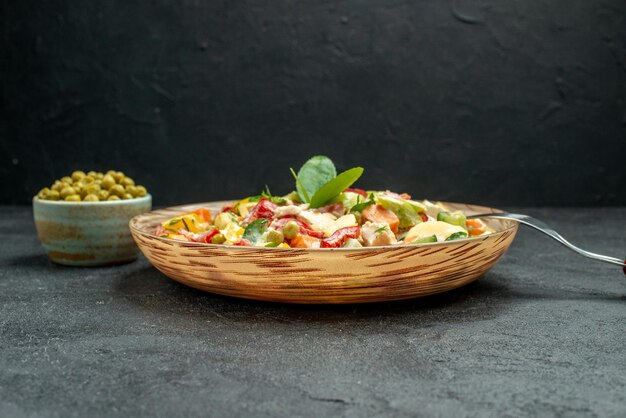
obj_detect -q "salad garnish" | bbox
[155,156,492,248]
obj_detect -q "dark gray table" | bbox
[1,207,625,417]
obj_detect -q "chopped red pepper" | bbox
[244,198,277,224]
[220,205,233,214]
[345,188,367,197]
[321,226,360,248]
[272,217,324,239]
[419,212,429,222]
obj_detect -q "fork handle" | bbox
[468,212,626,270]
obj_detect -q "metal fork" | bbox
[468,212,626,272]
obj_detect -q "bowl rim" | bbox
[129,199,518,252]
[33,194,152,206]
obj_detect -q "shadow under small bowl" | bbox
[33,195,152,266]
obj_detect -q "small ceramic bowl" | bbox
[33,195,152,266]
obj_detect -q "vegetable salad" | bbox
[155,156,491,248]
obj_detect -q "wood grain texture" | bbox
[130,201,518,304]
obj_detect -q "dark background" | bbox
[2,0,625,207]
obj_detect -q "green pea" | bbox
[51,181,64,192]
[97,190,109,200]
[47,190,60,200]
[101,175,116,190]
[71,171,86,182]
[122,193,133,200]
[60,186,76,199]
[85,184,100,195]
[65,194,81,202]
[107,195,121,201]
[95,172,104,180]
[126,185,138,197]
[211,233,226,244]
[266,230,284,244]
[83,194,99,202]
[38,188,50,199]
[112,171,124,183]
[121,177,135,187]
[87,171,98,178]
[282,221,299,240]
[61,176,73,184]
[135,185,147,197]
[109,184,125,197]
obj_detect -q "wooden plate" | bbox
[130,201,518,304]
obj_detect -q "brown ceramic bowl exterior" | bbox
[130,201,518,304]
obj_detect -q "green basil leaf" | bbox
[309,167,364,208]
[242,218,268,244]
[295,156,337,203]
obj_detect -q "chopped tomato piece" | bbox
[290,234,320,248]
[362,204,400,234]
[321,226,360,248]
[419,212,429,223]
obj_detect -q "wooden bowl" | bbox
[130,201,518,304]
